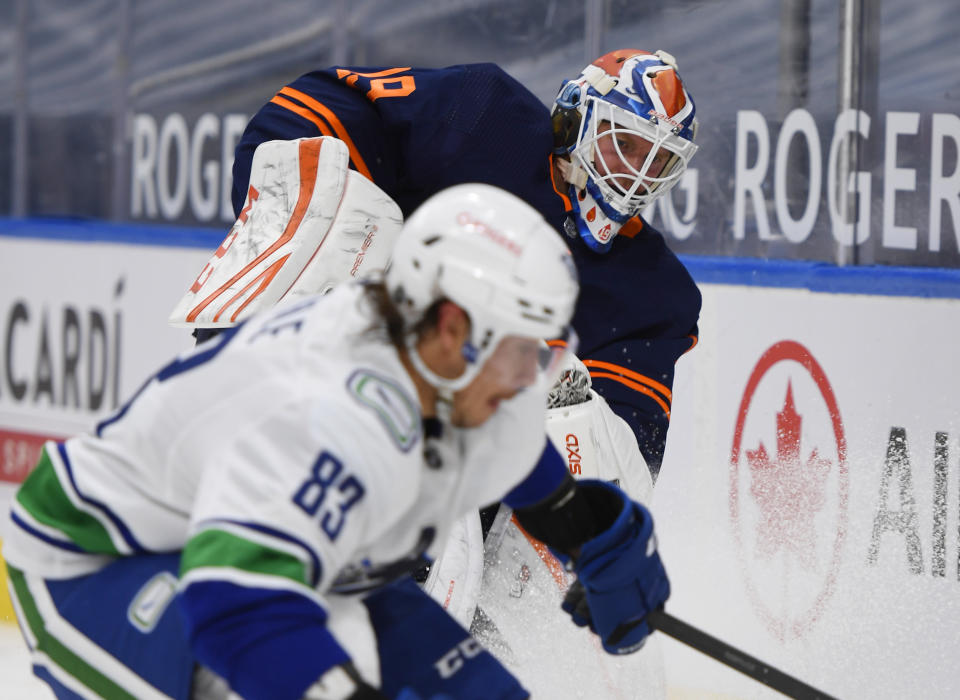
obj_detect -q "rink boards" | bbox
[2,220,960,699]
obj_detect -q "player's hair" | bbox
[362,281,446,351]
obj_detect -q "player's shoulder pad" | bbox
[346,369,421,453]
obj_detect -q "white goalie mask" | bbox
[552,49,698,252]
[386,183,580,393]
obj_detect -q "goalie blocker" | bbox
[169,136,403,330]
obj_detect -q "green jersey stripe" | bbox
[7,565,139,700]
[15,446,120,556]
[180,528,310,586]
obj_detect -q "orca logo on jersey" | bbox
[347,370,421,453]
[127,572,177,633]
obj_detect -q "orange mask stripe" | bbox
[582,359,672,401]
[592,49,649,75]
[186,138,323,322]
[588,371,671,418]
[270,95,335,138]
[651,69,686,118]
[278,86,373,180]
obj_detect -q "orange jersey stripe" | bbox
[581,359,672,402]
[683,334,699,355]
[588,371,671,418]
[186,138,323,322]
[617,217,644,239]
[277,86,373,180]
[548,153,574,211]
[269,95,335,138]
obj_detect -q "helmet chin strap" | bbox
[556,157,588,191]
[405,336,480,400]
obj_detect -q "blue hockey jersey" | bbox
[231,63,700,477]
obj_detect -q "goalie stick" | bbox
[647,610,837,700]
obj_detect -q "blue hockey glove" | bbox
[562,480,669,655]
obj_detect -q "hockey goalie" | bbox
[171,135,667,699]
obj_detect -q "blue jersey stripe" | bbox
[10,511,88,554]
[56,443,147,554]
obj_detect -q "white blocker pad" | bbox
[545,387,654,505]
[169,136,402,328]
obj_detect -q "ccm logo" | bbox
[566,433,581,475]
[435,638,483,679]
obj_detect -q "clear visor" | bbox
[573,97,697,215]
[480,327,579,393]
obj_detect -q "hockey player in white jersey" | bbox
[171,135,669,699]
[5,183,670,700]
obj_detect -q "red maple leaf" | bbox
[745,381,831,568]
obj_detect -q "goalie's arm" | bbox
[231,72,394,218]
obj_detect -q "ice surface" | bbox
[0,625,54,699]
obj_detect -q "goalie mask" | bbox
[552,49,698,253]
[386,183,579,393]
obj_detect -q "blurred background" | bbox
[1,0,958,266]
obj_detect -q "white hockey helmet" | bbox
[552,49,698,252]
[386,183,579,392]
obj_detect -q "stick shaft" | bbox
[647,610,838,700]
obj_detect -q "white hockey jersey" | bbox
[4,284,550,601]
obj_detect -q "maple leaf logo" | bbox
[745,381,832,568]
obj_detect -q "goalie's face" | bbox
[594,120,671,193]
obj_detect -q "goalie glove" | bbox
[560,480,669,655]
[170,136,402,329]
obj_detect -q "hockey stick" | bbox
[647,609,838,700]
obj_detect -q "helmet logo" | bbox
[586,207,596,222]
[596,223,613,242]
[647,108,683,130]
[456,212,523,256]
